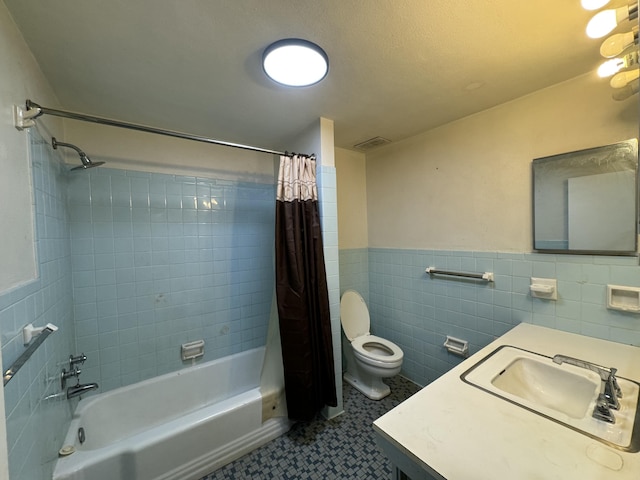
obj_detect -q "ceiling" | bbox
[5,1,605,151]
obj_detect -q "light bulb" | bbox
[600,30,637,57]
[610,68,640,88]
[582,0,610,10]
[598,58,626,77]
[587,5,636,39]
[612,78,639,100]
[597,50,639,77]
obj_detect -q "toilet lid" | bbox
[340,290,370,341]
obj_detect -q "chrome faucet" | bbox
[552,354,622,424]
[67,382,99,399]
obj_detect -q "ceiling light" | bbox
[586,3,638,39]
[262,39,328,87]
[600,29,638,57]
[581,0,611,10]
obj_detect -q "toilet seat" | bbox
[351,334,403,368]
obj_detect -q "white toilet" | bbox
[340,290,404,400]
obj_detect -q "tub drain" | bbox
[78,427,86,445]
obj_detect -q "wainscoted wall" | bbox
[338,248,369,304]
[0,130,75,480]
[339,247,640,387]
[67,167,276,391]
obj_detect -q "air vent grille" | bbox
[353,136,391,150]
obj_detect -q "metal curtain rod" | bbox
[18,100,312,158]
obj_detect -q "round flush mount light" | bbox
[262,38,329,87]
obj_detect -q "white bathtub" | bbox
[53,347,291,480]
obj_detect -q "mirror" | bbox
[532,139,638,255]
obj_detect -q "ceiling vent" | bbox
[353,136,391,150]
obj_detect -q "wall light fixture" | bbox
[583,1,639,100]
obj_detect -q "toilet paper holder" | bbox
[444,335,469,358]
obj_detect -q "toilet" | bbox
[340,290,404,400]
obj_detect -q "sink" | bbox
[461,345,640,452]
[492,356,599,419]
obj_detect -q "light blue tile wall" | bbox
[68,168,275,391]
[1,130,75,480]
[339,247,640,387]
[338,248,369,304]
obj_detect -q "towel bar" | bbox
[425,267,494,282]
[3,324,58,386]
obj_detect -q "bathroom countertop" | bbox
[373,323,640,479]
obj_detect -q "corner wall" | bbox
[0,2,69,479]
[286,118,343,419]
[336,148,369,303]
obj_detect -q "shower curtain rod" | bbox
[17,100,313,158]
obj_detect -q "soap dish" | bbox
[607,285,640,313]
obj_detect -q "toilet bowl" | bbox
[340,290,404,400]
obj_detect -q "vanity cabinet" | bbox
[374,324,640,479]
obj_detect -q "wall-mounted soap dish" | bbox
[530,277,557,301]
[181,340,205,361]
[607,285,640,313]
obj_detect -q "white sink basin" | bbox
[462,346,640,452]
[491,356,599,419]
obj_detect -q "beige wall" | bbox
[64,121,277,182]
[365,73,637,251]
[335,147,368,249]
[0,2,63,292]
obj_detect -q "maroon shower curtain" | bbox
[275,154,337,421]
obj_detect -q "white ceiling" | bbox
[5,1,606,151]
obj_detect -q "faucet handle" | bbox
[69,353,87,367]
[60,365,81,389]
[603,368,622,411]
[609,368,622,398]
[593,394,616,424]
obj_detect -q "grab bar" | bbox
[425,267,494,282]
[3,324,58,386]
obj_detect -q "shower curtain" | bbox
[275,154,337,421]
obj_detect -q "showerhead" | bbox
[51,137,105,171]
[69,157,106,171]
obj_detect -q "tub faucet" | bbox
[67,382,99,399]
[552,354,621,423]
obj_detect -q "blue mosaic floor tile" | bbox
[200,376,420,479]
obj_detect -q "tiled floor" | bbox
[201,376,420,480]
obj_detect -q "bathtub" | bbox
[53,347,291,480]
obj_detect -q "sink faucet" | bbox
[67,382,99,399]
[552,354,622,424]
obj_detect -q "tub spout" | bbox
[67,382,99,399]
